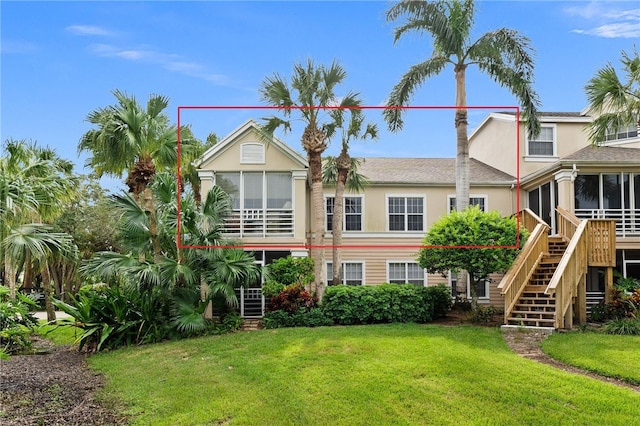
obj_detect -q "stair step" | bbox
[511,311,555,317]
[506,318,556,328]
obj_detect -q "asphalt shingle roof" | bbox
[561,145,640,162]
[357,157,515,185]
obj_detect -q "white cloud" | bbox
[88,43,229,85]
[566,3,640,39]
[66,25,115,37]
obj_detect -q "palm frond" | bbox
[384,55,449,131]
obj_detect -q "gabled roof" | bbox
[469,111,592,141]
[197,119,308,168]
[357,157,515,185]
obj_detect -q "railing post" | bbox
[240,287,245,317]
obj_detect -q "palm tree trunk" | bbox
[332,150,350,285]
[5,252,17,299]
[41,263,56,322]
[455,64,470,301]
[143,187,163,262]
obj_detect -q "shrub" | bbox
[262,280,285,298]
[54,285,172,351]
[603,318,640,335]
[204,312,245,335]
[589,289,639,322]
[322,284,434,325]
[0,285,39,357]
[614,276,640,292]
[263,308,332,329]
[469,305,500,324]
[266,284,318,314]
[425,284,453,318]
[266,256,314,288]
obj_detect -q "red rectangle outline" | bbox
[177,105,521,250]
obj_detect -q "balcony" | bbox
[575,208,640,237]
[224,209,294,237]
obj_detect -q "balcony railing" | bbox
[224,209,294,237]
[574,209,640,237]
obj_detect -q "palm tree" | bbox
[385,0,541,213]
[585,47,640,144]
[81,172,260,330]
[259,59,359,298]
[323,109,377,285]
[79,90,198,259]
[0,140,78,300]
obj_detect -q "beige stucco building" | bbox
[198,114,640,322]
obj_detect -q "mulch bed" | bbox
[0,336,127,426]
[1,314,636,425]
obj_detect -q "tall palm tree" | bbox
[259,59,359,298]
[79,90,197,258]
[323,109,377,285]
[585,47,640,144]
[385,0,541,213]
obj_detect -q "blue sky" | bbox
[1,1,638,190]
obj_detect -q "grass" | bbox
[36,322,81,346]
[542,331,640,385]
[87,324,640,425]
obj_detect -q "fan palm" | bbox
[81,172,259,329]
[585,47,640,144]
[79,90,198,258]
[0,140,78,300]
[323,109,377,284]
[260,59,359,298]
[385,0,541,212]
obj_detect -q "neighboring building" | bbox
[198,114,640,325]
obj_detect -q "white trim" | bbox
[325,260,366,286]
[447,194,488,212]
[526,123,557,158]
[324,193,364,233]
[386,260,427,287]
[524,156,559,162]
[385,194,427,232]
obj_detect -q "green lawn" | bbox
[542,331,640,385]
[87,324,640,425]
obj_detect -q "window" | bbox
[327,262,363,286]
[240,143,265,164]
[605,123,638,142]
[388,262,425,286]
[326,196,362,231]
[527,125,555,156]
[450,272,488,299]
[388,196,424,231]
[448,196,487,212]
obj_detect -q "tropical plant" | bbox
[385,0,541,214]
[322,109,377,284]
[259,59,360,299]
[78,90,198,259]
[417,206,525,310]
[585,47,639,144]
[73,172,259,347]
[0,285,39,358]
[0,139,78,317]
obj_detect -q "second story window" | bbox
[388,196,424,231]
[605,123,638,142]
[326,196,362,231]
[527,125,555,157]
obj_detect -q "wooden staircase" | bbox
[505,237,567,328]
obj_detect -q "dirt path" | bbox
[502,328,640,393]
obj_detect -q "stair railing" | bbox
[498,209,550,322]
[545,220,588,329]
[556,207,581,241]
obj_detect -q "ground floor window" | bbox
[388,262,425,286]
[326,262,364,286]
[450,271,489,299]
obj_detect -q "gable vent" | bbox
[240,143,265,164]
